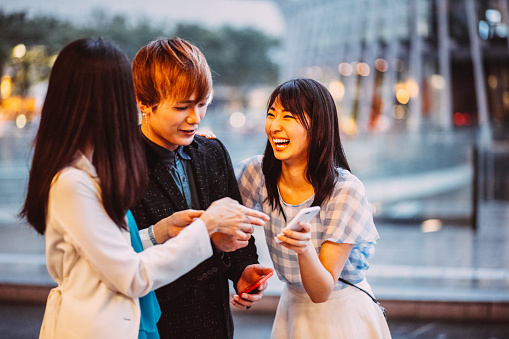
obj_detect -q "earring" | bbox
[142,112,150,138]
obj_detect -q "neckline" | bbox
[277,185,314,207]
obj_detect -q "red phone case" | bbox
[240,271,274,296]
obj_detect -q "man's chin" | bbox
[179,136,195,146]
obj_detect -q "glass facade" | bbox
[273,0,509,133]
[267,0,509,222]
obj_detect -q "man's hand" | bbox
[211,222,254,252]
[231,264,274,310]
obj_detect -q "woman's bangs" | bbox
[278,87,309,129]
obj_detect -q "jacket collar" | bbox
[71,151,98,179]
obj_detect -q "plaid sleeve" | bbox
[323,169,380,245]
[235,155,264,210]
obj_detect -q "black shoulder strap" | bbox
[338,278,387,319]
[338,277,378,303]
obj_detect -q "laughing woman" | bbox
[236,78,391,338]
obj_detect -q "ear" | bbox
[137,99,153,114]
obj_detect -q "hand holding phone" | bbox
[239,271,273,297]
[275,206,320,243]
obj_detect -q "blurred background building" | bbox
[268,0,509,224]
[274,0,508,136]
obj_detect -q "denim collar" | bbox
[140,130,191,169]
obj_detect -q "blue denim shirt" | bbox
[171,148,193,209]
[140,131,199,209]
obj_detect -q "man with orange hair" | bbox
[130,37,273,338]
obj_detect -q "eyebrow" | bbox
[176,98,196,104]
[268,106,291,113]
[177,96,211,105]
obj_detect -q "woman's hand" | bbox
[153,210,204,243]
[275,221,313,254]
[199,197,269,236]
[277,220,355,303]
[196,129,216,139]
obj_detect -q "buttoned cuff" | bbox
[139,227,155,249]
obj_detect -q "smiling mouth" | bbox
[273,138,289,149]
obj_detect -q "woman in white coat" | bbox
[19,37,268,339]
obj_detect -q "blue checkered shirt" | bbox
[236,156,379,290]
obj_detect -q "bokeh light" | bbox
[1,76,12,99]
[488,75,498,89]
[16,114,27,129]
[12,44,26,58]
[375,59,388,72]
[430,75,445,89]
[421,219,443,233]
[406,79,419,98]
[393,105,408,119]
[340,116,357,135]
[329,81,345,101]
[229,111,246,128]
[396,89,410,104]
[338,62,353,77]
[356,62,371,77]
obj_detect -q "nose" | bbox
[269,116,283,133]
[186,106,201,125]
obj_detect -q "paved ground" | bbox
[1,201,509,338]
[2,302,509,339]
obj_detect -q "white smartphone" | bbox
[275,206,320,243]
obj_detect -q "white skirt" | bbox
[271,280,391,339]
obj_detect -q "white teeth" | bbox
[273,138,289,144]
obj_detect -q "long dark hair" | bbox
[262,78,350,215]
[20,37,147,234]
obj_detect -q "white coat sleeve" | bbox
[47,168,212,298]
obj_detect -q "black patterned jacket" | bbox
[131,134,258,339]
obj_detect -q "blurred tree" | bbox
[0,9,280,93]
[0,10,76,75]
[79,9,168,60]
[175,23,280,87]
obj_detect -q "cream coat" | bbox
[40,153,212,338]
